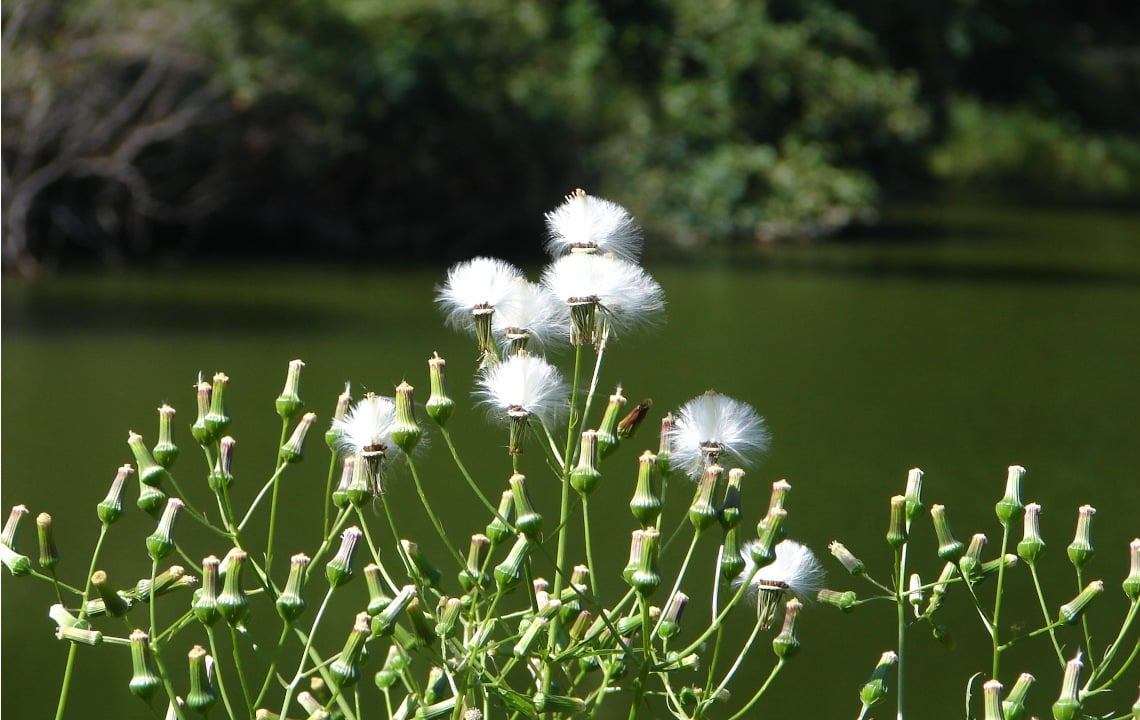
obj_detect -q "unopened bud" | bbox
[689,464,723,531]
[277,553,311,622]
[772,597,802,660]
[719,526,746,582]
[128,629,161,700]
[217,549,250,625]
[391,381,423,453]
[56,624,103,645]
[657,592,688,639]
[193,556,220,626]
[829,541,865,576]
[402,539,441,587]
[1017,502,1045,563]
[186,645,218,713]
[191,380,214,446]
[36,513,59,570]
[886,495,907,548]
[279,412,317,464]
[960,533,988,582]
[1125,539,1140,600]
[1059,580,1104,624]
[596,386,627,459]
[326,384,352,450]
[629,451,662,527]
[720,468,744,530]
[982,679,1004,720]
[92,570,132,617]
[209,437,236,492]
[1002,672,1035,720]
[494,536,533,591]
[509,473,542,538]
[931,504,965,561]
[485,490,515,547]
[98,465,133,525]
[330,612,372,689]
[435,596,463,638]
[205,372,231,438]
[818,589,858,612]
[904,468,924,522]
[571,430,602,496]
[1052,654,1083,720]
[153,405,179,469]
[128,431,171,488]
[327,526,362,587]
[995,465,1025,526]
[907,573,924,613]
[751,508,787,566]
[372,585,416,637]
[426,354,455,426]
[275,359,305,421]
[859,650,898,710]
[146,498,183,560]
[514,615,549,658]
[459,534,490,592]
[623,527,662,596]
[1067,505,1096,571]
[656,414,673,476]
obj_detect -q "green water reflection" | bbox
[3,203,1139,719]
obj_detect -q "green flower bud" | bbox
[133,565,194,603]
[186,645,217,713]
[1059,580,1104,624]
[907,573,924,612]
[459,533,490,592]
[629,451,662,527]
[128,629,161,700]
[904,468,924,523]
[1125,539,1140,601]
[656,413,673,477]
[391,381,422,454]
[91,569,132,617]
[415,699,458,720]
[995,465,1025,527]
[345,452,374,509]
[1018,502,1045,563]
[49,603,87,630]
[751,508,787,566]
[719,526,746,582]
[275,359,305,422]
[279,412,317,464]
[128,431,172,488]
[514,616,549,658]
[509,473,542,539]
[402,539,441,587]
[534,693,585,715]
[657,591,688,639]
[924,562,958,617]
[688,464,723,531]
[772,597,803,660]
[571,430,603,496]
[56,625,103,646]
[326,526,362,588]
[405,596,437,646]
[193,556,220,626]
[1052,654,1083,720]
[277,553,310,623]
[859,650,897,711]
[1067,505,1096,571]
[204,372,231,438]
[622,527,662,596]
[1,504,28,549]
[374,645,406,690]
[146,497,183,560]
[818,588,858,612]
[886,495,908,548]
[494,536,533,592]
[931,504,965,561]
[325,384,352,450]
[191,380,214,446]
[137,475,167,517]
[426,354,454,426]
[98,465,132,525]
[208,436,236,493]
[1002,672,1035,720]
[372,585,416,637]
[983,679,1004,720]
[36,512,59,570]
[720,468,744,530]
[435,596,463,639]
[217,549,250,625]
[959,533,988,582]
[329,612,372,689]
[153,405,179,469]
[829,541,865,576]
[486,490,516,547]
[596,386,626,459]
[358,563,390,616]
[331,456,353,509]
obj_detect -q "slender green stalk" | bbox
[263,420,291,575]
[991,524,1011,680]
[655,530,701,636]
[280,587,335,718]
[237,461,289,531]
[252,625,291,709]
[724,660,786,720]
[228,624,255,715]
[582,494,599,597]
[896,544,907,720]
[1027,561,1066,665]
[1085,599,1140,691]
[151,645,189,720]
[208,626,241,720]
[406,455,465,566]
[712,616,765,700]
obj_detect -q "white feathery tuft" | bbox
[436,257,526,333]
[544,189,643,263]
[476,353,569,426]
[669,391,770,479]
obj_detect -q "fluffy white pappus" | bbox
[669,391,770,479]
[540,253,665,337]
[476,353,568,426]
[734,539,826,604]
[436,257,526,332]
[492,278,569,350]
[331,393,405,460]
[544,190,643,263]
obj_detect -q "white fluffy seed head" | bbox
[476,353,568,426]
[735,539,826,604]
[540,254,665,338]
[332,393,402,459]
[492,278,569,351]
[544,189,643,263]
[436,257,526,332]
[669,391,770,479]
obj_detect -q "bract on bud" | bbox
[886,495,908,548]
[146,498,183,560]
[995,465,1025,526]
[329,612,372,689]
[494,536,533,591]
[186,645,217,713]
[204,372,231,438]
[571,430,602,496]
[858,650,898,711]
[191,380,214,446]
[904,468,924,522]
[217,549,250,625]
[485,490,515,546]
[982,679,1004,720]
[279,412,317,464]
[688,464,723,531]
[629,451,662,527]
[1059,580,1104,624]
[509,474,542,538]
[931,504,965,561]
[1052,654,1084,720]
[657,592,688,639]
[459,534,490,592]
[36,513,59,570]
[390,381,422,453]
[193,556,220,626]
[426,353,455,426]
[829,541,865,576]
[277,553,311,622]
[153,405,179,469]
[1017,502,1045,562]
[1002,672,1035,720]
[720,468,744,530]
[326,526,362,588]
[1067,505,1096,570]
[128,629,161,700]
[275,359,305,421]
[772,597,803,660]
[98,465,133,525]
[128,431,172,488]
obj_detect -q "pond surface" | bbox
[3,202,1139,719]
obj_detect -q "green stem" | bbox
[1085,599,1140,692]
[208,626,240,720]
[263,420,291,575]
[724,659,786,720]
[582,494,599,598]
[237,461,289,532]
[407,455,465,566]
[54,643,78,720]
[229,624,255,715]
[253,625,291,709]
[280,587,335,718]
[322,452,340,540]
[712,616,765,700]
[896,544,907,720]
[655,530,701,637]
[1027,561,1066,666]
[438,426,501,517]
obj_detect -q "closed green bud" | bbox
[995,465,1025,527]
[720,468,744,530]
[656,413,673,477]
[326,384,352,450]
[362,563,392,616]
[534,693,585,714]
[402,539,441,587]
[486,490,515,547]
[372,585,416,637]
[983,679,1004,720]
[1018,502,1045,563]
[279,412,316,464]
[1125,539,1140,600]
[2,542,32,576]
[924,562,958,617]
[128,629,161,700]
[332,456,353,509]
[1,504,28,549]
[859,650,898,711]
[345,452,373,508]
[623,527,662,596]
[49,603,87,630]
[275,359,305,421]
[509,473,542,538]
[959,533,988,582]
[886,495,908,548]
[571,430,603,495]
[326,526,362,588]
[596,386,626,459]
[435,596,462,638]
[98,465,132,525]
[657,592,688,639]
[426,354,454,426]
[133,565,193,603]
[277,553,311,623]
[36,512,59,570]
[391,381,422,454]
[513,615,549,658]
[494,536,533,591]
[904,468,924,522]
[405,596,437,646]
[217,549,250,625]
[829,541,865,576]
[907,573,924,612]
[191,380,215,446]
[1067,505,1096,571]
[415,699,458,720]
[153,405,179,469]
[931,504,965,561]
[204,372,231,438]
[128,431,172,488]
[720,526,746,582]
[1002,672,1035,720]
[374,645,405,689]
[330,612,372,689]
[193,556,220,626]
[92,570,132,617]
[1052,654,1083,720]
[630,451,662,527]
[1059,580,1104,624]
[459,534,490,592]
[209,436,236,492]
[772,597,803,660]
[818,588,858,612]
[186,645,217,713]
[689,464,723,531]
[751,508,787,566]
[146,497,183,560]
[56,625,103,646]
[137,477,167,517]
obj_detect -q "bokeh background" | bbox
[3,1,1139,718]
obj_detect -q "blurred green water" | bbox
[3,202,1139,719]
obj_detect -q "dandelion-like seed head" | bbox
[544,189,643,263]
[436,257,525,332]
[331,393,408,495]
[540,254,664,345]
[493,278,568,353]
[734,539,825,629]
[670,391,770,479]
[476,353,569,427]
